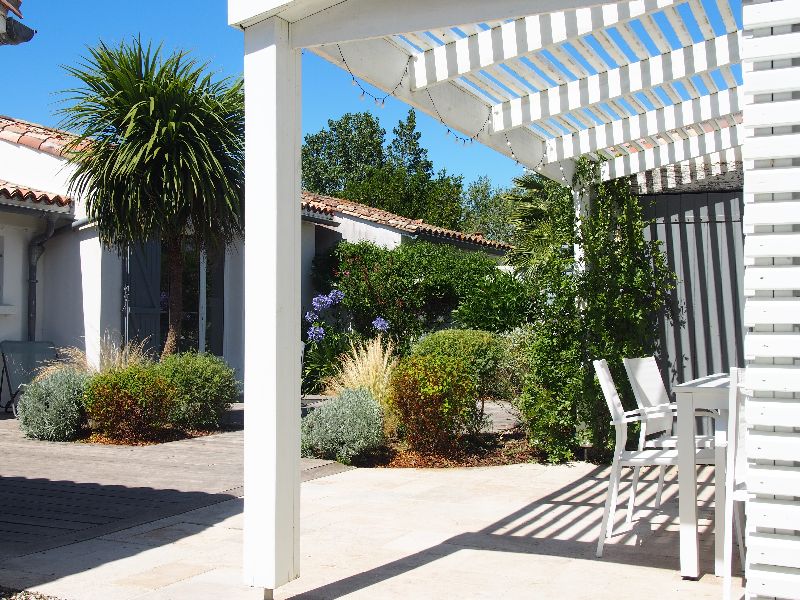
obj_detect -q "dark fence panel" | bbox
[640,191,745,389]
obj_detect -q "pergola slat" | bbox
[491,32,740,133]
[546,89,741,161]
[411,0,681,90]
[601,124,741,179]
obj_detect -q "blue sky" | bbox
[1,1,522,188]
[2,0,740,189]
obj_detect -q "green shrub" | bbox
[390,355,480,453]
[17,368,89,441]
[451,270,532,333]
[301,388,384,464]
[83,364,174,442]
[411,329,505,402]
[157,352,237,429]
[498,324,537,401]
[313,240,501,346]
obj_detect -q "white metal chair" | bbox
[723,367,747,600]
[594,359,716,558]
[623,356,715,523]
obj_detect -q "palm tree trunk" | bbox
[161,234,184,358]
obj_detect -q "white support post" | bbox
[198,250,207,353]
[242,16,302,592]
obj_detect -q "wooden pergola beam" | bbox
[317,38,549,169]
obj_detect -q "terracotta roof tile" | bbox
[0,179,72,208]
[0,115,77,158]
[301,191,510,251]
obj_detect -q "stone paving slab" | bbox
[0,411,742,600]
[0,413,348,562]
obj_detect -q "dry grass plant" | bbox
[35,334,152,380]
[323,335,399,433]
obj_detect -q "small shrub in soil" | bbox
[157,352,237,430]
[17,368,89,441]
[390,355,480,454]
[301,387,384,464]
[83,364,174,442]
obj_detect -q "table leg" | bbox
[677,390,700,579]
[714,410,729,577]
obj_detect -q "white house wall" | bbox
[332,214,404,249]
[0,212,44,342]
[40,225,123,366]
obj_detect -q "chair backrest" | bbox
[623,356,673,434]
[727,367,747,490]
[593,359,626,423]
[0,341,57,392]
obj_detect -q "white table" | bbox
[674,373,729,580]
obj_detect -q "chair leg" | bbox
[655,466,666,508]
[597,459,622,558]
[734,500,745,572]
[626,466,641,526]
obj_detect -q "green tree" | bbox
[302,110,465,230]
[302,112,386,195]
[60,39,244,358]
[506,161,674,461]
[461,176,516,244]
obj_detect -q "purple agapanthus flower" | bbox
[312,294,332,312]
[327,289,345,305]
[372,316,390,332]
[307,325,326,343]
[304,311,319,324]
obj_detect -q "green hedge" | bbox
[312,240,507,344]
[411,329,505,401]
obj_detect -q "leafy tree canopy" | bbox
[461,176,516,244]
[302,109,465,230]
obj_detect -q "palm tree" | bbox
[504,171,575,275]
[60,38,244,358]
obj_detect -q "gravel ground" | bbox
[1,587,62,599]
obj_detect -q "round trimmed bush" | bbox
[18,368,89,441]
[301,387,384,464]
[83,364,174,442]
[157,352,237,430]
[390,355,480,453]
[411,329,505,401]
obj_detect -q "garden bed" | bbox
[353,429,540,469]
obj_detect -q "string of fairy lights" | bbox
[335,44,574,185]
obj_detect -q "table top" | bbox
[674,372,729,409]
[674,372,730,391]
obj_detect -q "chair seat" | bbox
[619,447,715,467]
[645,434,715,449]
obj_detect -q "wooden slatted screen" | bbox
[742,1,800,597]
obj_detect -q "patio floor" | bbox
[0,412,742,600]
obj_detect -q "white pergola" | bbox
[228,1,800,598]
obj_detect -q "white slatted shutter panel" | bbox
[743,1,800,597]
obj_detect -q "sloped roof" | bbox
[301,191,510,251]
[0,115,78,158]
[0,179,72,211]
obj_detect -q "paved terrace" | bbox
[0,411,741,599]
